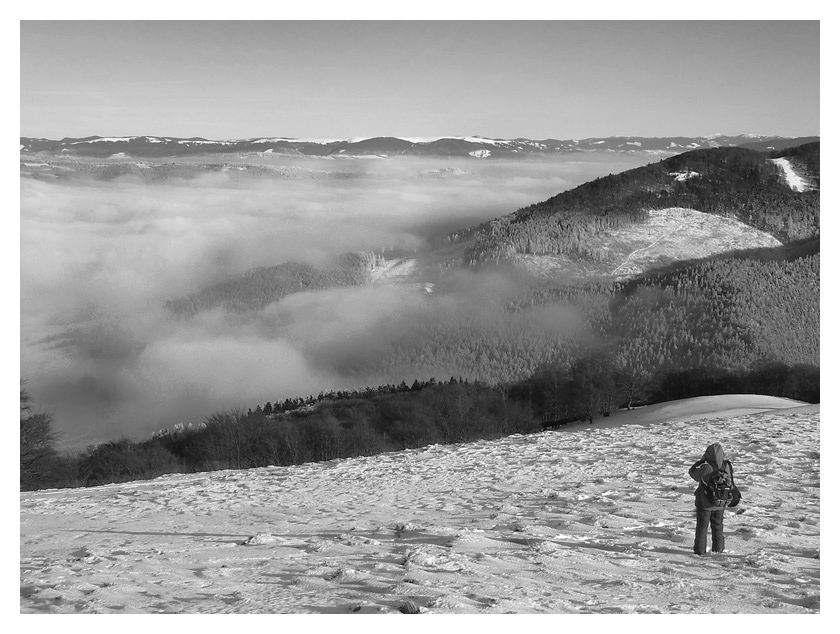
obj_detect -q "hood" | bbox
[703,443,726,469]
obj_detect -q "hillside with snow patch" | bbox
[513,206,782,279]
[771,157,811,192]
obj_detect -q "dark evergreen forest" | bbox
[166,251,379,315]
[339,242,818,390]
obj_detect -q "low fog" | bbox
[20,154,652,449]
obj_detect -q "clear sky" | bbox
[20,20,820,140]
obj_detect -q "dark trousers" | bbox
[694,508,725,554]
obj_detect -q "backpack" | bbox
[703,462,735,508]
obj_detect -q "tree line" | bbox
[239,377,467,418]
[22,352,818,491]
[21,379,533,489]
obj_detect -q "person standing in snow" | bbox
[688,442,741,555]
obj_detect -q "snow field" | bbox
[20,396,819,614]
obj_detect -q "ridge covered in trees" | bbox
[454,144,819,264]
[166,251,379,315]
[332,234,818,391]
[166,144,819,318]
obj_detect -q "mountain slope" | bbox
[344,248,819,391]
[20,396,819,614]
[458,144,820,266]
[510,207,782,279]
[772,142,820,190]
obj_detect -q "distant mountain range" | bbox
[19,134,819,159]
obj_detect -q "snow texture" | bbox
[20,395,818,614]
[669,170,700,182]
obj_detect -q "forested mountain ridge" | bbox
[166,251,380,316]
[456,144,819,265]
[338,248,819,395]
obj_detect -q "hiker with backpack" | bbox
[688,442,741,555]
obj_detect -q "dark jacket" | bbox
[689,442,741,510]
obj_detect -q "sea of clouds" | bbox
[20,154,652,449]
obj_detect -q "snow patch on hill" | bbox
[515,207,782,280]
[770,158,810,192]
[669,170,700,182]
[70,137,135,144]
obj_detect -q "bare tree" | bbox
[20,386,58,490]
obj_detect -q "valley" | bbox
[20,140,820,454]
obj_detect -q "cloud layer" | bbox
[20,155,651,448]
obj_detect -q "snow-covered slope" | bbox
[514,207,783,279]
[20,395,819,614]
[770,157,811,192]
